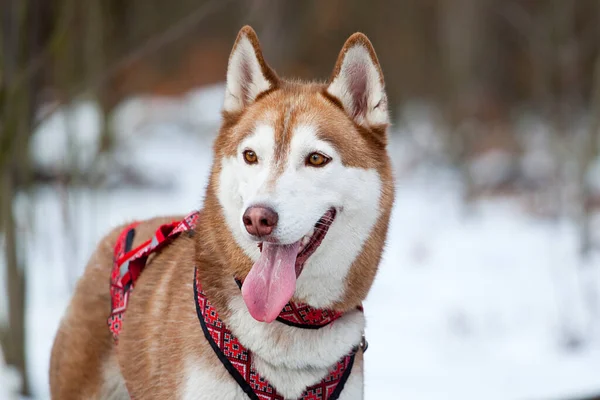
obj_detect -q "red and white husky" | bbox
[50,26,395,400]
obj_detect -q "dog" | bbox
[49,25,395,400]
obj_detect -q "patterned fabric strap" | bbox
[107,210,359,340]
[273,300,347,329]
[108,212,200,341]
[194,268,356,400]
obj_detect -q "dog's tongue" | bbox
[242,241,300,323]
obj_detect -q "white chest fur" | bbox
[182,295,365,400]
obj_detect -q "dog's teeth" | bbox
[299,238,308,253]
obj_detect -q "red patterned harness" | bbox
[107,211,361,399]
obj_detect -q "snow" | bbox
[468,149,516,189]
[4,85,600,399]
[364,175,600,399]
[31,101,103,173]
[516,114,559,185]
[0,347,20,400]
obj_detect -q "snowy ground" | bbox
[3,85,600,399]
[0,348,21,400]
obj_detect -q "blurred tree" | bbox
[0,0,41,395]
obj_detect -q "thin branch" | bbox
[38,0,236,122]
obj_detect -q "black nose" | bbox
[242,206,278,237]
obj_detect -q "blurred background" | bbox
[2,0,600,398]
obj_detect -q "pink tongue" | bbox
[242,241,300,323]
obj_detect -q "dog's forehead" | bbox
[246,91,332,139]
[220,87,381,169]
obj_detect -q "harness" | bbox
[108,211,363,400]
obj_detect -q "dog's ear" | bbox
[223,26,279,113]
[326,33,388,129]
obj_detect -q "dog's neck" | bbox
[194,193,366,398]
[194,246,365,399]
[225,294,364,398]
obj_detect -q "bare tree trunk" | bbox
[579,53,600,257]
[438,0,490,203]
[576,52,600,339]
[0,0,40,395]
[535,0,600,346]
[0,173,28,397]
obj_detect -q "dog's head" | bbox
[206,26,394,322]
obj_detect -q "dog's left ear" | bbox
[326,33,389,129]
[224,26,279,113]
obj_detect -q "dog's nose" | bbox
[243,206,278,237]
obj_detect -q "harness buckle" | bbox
[360,333,368,353]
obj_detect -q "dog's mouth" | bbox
[242,208,337,323]
[256,208,337,276]
[295,208,336,274]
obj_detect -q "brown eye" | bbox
[244,150,258,164]
[306,152,330,167]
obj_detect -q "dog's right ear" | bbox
[223,26,279,113]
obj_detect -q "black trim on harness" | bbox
[124,228,136,252]
[329,352,356,399]
[195,269,356,400]
[194,269,259,400]
[122,228,136,292]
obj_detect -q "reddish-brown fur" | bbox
[49,26,394,399]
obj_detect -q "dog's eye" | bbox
[243,150,258,165]
[306,152,331,167]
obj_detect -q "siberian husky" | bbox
[49,26,395,400]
